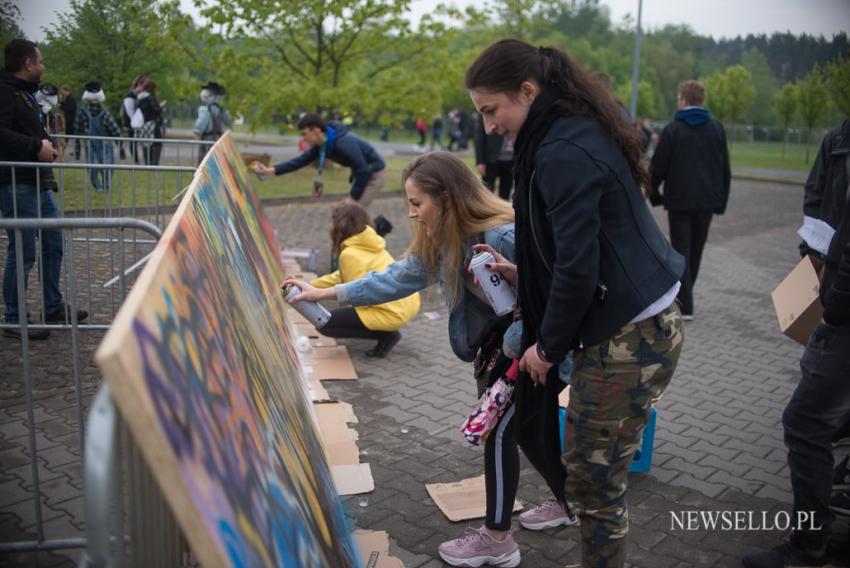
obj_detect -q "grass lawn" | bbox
[728,141,816,172]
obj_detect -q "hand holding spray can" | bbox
[468,250,516,316]
[282,284,332,329]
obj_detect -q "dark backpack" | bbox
[120,91,136,129]
[208,103,224,137]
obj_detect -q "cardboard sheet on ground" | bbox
[426,475,522,521]
[353,530,404,568]
[313,402,374,495]
[301,345,359,380]
[95,133,362,568]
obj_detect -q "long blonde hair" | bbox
[401,152,514,309]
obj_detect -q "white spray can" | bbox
[282,284,332,329]
[468,250,516,316]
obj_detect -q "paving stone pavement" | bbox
[2,178,849,567]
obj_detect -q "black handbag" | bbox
[466,293,513,397]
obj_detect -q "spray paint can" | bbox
[468,250,516,316]
[282,284,332,329]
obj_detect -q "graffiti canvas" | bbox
[96,133,361,568]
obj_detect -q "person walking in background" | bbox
[193,81,231,164]
[1,39,88,340]
[446,108,462,151]
[253,113,386,208]
[474,113,514,200]
[742,121,850,568]
[415,114,427,149]
[649,80,730,321]
[35,83,65,159]
[309,202,419,357]
[121,75,145,163]
[467,38,684,567]
[134,77,165,166]
[58,84,76,137]
[430,114,443,150]
[73,81,121,192]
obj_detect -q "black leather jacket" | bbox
[524,117,684,362]
[0,71,55,189]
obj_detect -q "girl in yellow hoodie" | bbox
[311,203,420,357]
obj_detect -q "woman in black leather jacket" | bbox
[467,38,686,568]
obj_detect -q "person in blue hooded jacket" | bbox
[649,80,730,320]
[255,113,386,208]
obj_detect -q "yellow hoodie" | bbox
[311,226,420,331]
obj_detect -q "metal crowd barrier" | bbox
[0,160,196,233]
[0,216,161,559]
[80,385,192,568]
[53,134,214,169]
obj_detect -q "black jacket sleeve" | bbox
[717,122,731,215]
[802,133,831,220]
[0,88,41,157]
[649,125,673,206]
[822,237,850,326]
[535,140,603,363]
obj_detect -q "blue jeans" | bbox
[86,140,114,191]
[783,321,850,555]
[1,184,64,322]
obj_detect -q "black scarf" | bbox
[511,87,571,503]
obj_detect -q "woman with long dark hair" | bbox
[467,39,685,567]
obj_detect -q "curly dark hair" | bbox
[465,39,649,193]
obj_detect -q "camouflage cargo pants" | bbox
[563,304,684,567]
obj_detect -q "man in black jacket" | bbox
[473,114,514,200]
[650,80,730,320]
[743,126,850,568]
[1,39,87,340]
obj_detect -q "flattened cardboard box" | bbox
[301,345,358,380]
[353,530,404,568]
[771,255,823,345]
[314,401,374,495]
[426,475,522,522]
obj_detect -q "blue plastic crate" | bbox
[559,406,657,473]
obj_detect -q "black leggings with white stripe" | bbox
[485,402,519,530]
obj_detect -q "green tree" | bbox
[0,0,24,45]
[825,55,850,118]
[41,0,195,118]
[720,65,757,125]
[615,79,656,118]
[704,64,756,146]
[703,70,728,121]
[795,65,830,163]
[740,48,778,124]
[773,82,797,158]
[198,0,457,127]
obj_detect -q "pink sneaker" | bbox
[518,498,579,530]
[437,526,520,567]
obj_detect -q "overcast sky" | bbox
[15,0,850,42]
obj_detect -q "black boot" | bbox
[365,331,401,358]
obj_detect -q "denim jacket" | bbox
[337,223,515,362]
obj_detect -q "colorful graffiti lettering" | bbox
[97,135,361,567]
